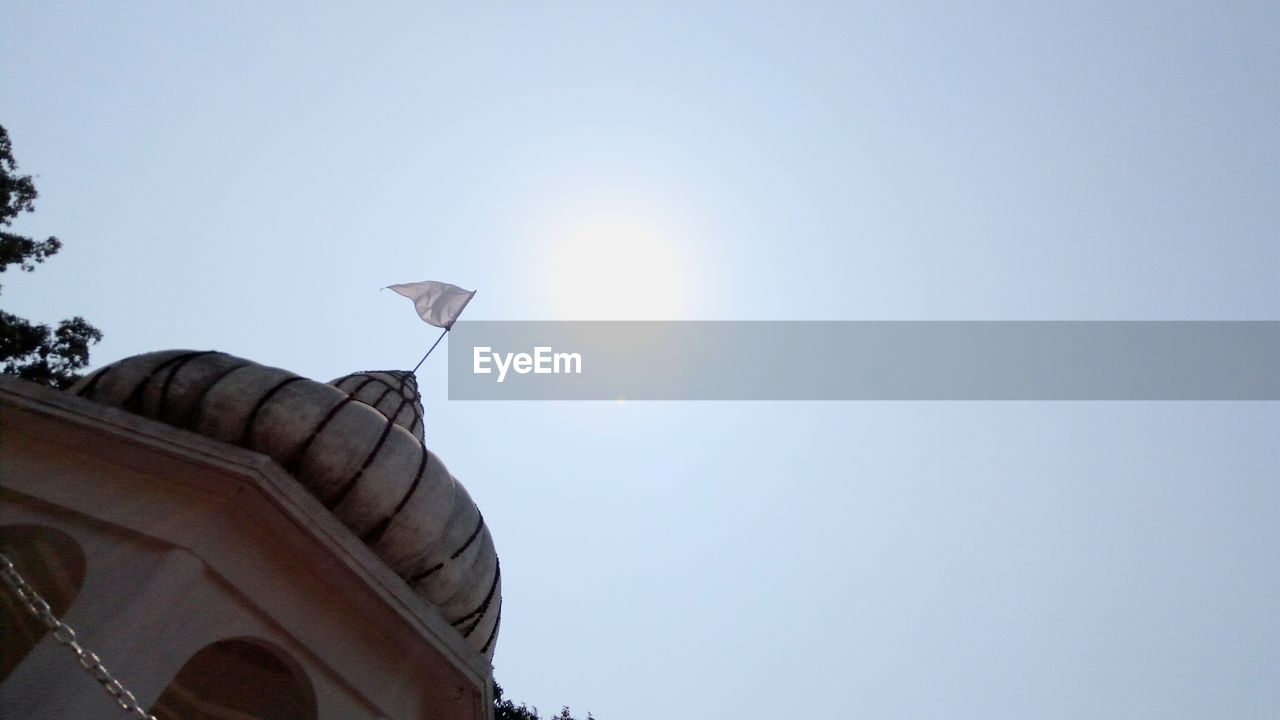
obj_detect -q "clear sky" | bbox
[3,2,1278,718]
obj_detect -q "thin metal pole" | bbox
[412,327,450,373]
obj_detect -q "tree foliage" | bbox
[495,683,594,720]
[0,125,101,388]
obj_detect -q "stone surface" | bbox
[329,371,425,443]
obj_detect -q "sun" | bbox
[547,215,687,320]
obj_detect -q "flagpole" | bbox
[412,327,449,373]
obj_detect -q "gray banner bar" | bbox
[447,321,1280,400]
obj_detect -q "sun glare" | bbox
[548,216,687,319]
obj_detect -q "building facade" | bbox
[0,358,498,720]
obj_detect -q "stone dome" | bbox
[70,350,501,660]
[329,370,425,442]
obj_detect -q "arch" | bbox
[0,524,87,682]
[149,637,317,720]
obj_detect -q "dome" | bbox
[328,370,425,442]
[70,350,501,660]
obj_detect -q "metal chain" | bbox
[0,551,158,720]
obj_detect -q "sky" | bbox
[2,2,1278,718]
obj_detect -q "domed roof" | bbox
[70,350,501,660]
[328,370,425,442]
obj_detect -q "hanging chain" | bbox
[0,551,158,720]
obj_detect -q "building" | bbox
[0,350,501,720]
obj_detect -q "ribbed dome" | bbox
[328,370,425,442]
[70,350,501,660]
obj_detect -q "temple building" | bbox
[0,350,501,720]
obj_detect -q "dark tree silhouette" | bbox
[494,683,594,720]
[0,124,101,388]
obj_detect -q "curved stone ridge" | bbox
[70,350,501,659]
[329,370,425,443]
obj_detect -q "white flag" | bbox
[387,281,476,328]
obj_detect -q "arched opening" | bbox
[150,638,316,720]
[0,524,87,682]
